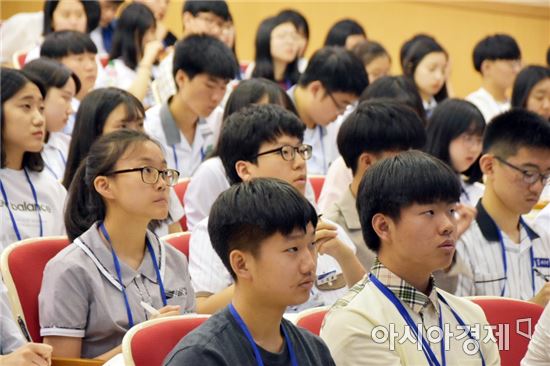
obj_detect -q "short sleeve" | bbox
[168,188,184,223]
[0,282,25,355]
[39,256,90,338]
[188,218,233,295]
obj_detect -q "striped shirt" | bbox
[456,202,550,299]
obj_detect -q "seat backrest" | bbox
[294,306,329,336]
[12,50,28,69]
[161,232,191,259]
[173,179,191,231]
[308,175,325,203]
[122,314,210,366]
[0,236,70,342]
[470,297,544,366]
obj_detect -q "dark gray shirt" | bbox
[163,307,335,366]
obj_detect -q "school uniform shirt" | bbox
[321,261,500,366]
[460,180,485,207]
[62,98,80,136]
[189,215,356,312]
[423,97,438,118]
[104,59,157,108]
[0,281,25,355]
[41,132,70,181]
[39,222,195,359]
[535,204,550,233]
[164,306,335,366]
[317,156,353,214]
[521,302,550,366]
[466,87,510,123]
[456,202,550,300]
[144,101,215,178]
[0,168,67,253]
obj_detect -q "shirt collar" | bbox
[370,260,439,315]
[160,100,211,147]
[475,201,540,242]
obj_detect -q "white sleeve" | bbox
[317,157,353,214]
[188,218,233,295]
[521,303,550,366]
[168,188,184,223]
[0,282,25,355]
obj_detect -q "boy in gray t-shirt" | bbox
[164,178,335,365]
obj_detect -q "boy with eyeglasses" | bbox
[456,109,550,306]
[189,104,365,314]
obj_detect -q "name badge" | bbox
[534,258,550,268]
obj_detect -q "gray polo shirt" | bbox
[39,222,195,358]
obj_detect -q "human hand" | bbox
[0,343,52,366]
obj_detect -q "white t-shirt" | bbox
[144,103,216,177]
[41,132,71,181]
[317,156,353,214]
[0,168,67,253]
[189,215,356,312]
[466,87,510,123]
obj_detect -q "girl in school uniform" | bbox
[39,130,195,360]
[107,3,164,108]
[0,68,67,253]
[401,34,449,117]
[246,14,300,90]
[424,98,486,206]
[63,87,184,236]
[23,58,80,181]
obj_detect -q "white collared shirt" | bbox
[41,132,71,181]
[466,87,510,123]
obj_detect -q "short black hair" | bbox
[172,34,238,83]
[473,34,521,73]
[483,109,550,158]
[219,104,305,185]
[357,150,461,252]
[208,178,318,280]
[352,40,390,67]
[278,9,309,40]
[182,0,230,20]
[424,99,485,183]
[299,46,368,96]
[511,65,550,111]
[41,30,97,59]
[360,75,426,122]
[338,99,426,175]
[324,19,366,47]
[23,57,81,95]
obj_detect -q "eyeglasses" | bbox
[254,144,313,162]
[195,13,225,30]
[327,92,349,114]
[106,166,180,187]
[457,133,482,148]
[495,157,550,186]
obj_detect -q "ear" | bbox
[229,249,252,281]
[372,213,392,243]
[307,80,324,98]
[480,60,492,76]
[93,175,115,200]
[235,160,254,182]
[181,12,193,29]
[479,153,494,176]
[358,152,376,171]
[174,69,189,91]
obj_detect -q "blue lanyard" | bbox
[369,273,485,366]
[99,223,167,328]
[494,218,536,297]
[0,169,43,241]
[43,148,67,180]
[171,143,206,173]
[228,304,298,366]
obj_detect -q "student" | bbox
[144,34,238,177]
[325,100,426,270]
[90,0,124,54]
[352,40,392,83]
[424,99,486,206]
[189,104,364,314]
[318,75,424,213]
[401,34,448,117]
[0,68,67,253]
[512,65,550,121]
[278,9,310,72]
[456,109,550,307]
[466,34,522,123]
[184,78,299,231]
[321,150,500,365]
[107,2,164,108]
[39,130,195,360]
[23,58,81,181]
[134,0,176,48]
[522,302,550,365]
[62,87,184,236]
[246,15,300,90]
[164,178,335,365]
[40,30,99,134]
[288,46,368,175]
[324,19,366,50]
[155,0,231,103]
[1,281,53,365]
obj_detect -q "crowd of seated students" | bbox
[2,0,550,365]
